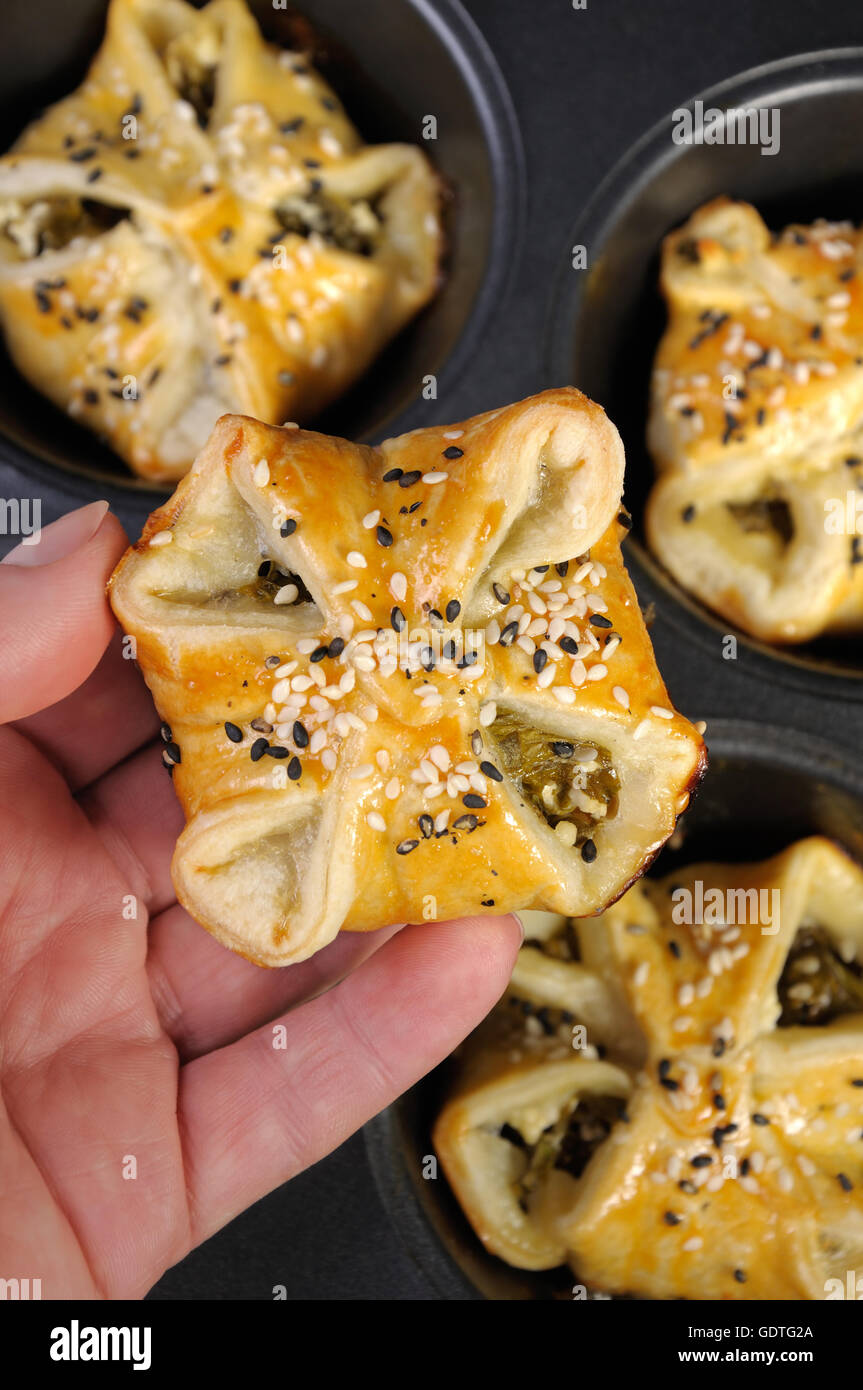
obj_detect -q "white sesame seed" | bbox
[333,713,351,738]
[516,634,535,656]
[310,729,327,754]
[634,961,649,987]
[429,745,451,771]
[486,619,501,645]
[362,510,380,529]
[353,654,376,672]
[347,550,367,568]
[455,760,478,775]
[650,705,673,719]
[552,686,576,704]
[351,600,373,621]
[339,669,356,693]
[390,572,407,602]
[682,1237,702,1253]
[322,749,337,772]
[149,531,173,547]
[587,663,608,682]
[442,430,463,440]
[479,701,497,726]
[253,459,270,487]
[423,471,448,484]
[350,764,375,780]
[271,678,292,702]
[274,584,299,606]
[297,638,318,654]
[677,982,695,1007]
[367,812,386,832]
[612,685,630,709]
[797,1155,816,1177]
[385,777,400,799]
[434,809,450,833]
[569,660,587,686]
[375,749,390,772]
[537,664,556,688]
[634,719,651,740]
[554,821,577,846]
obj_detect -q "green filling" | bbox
[510,1093,626,1210]
[275,188,381,256]
[490,711,618,846]
[778,924,863,1026]
[726,495,794,546]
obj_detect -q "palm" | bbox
[0,508,519,1298]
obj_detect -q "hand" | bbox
[0,502,521,1299]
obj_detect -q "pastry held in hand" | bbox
[109,388,705,966]
[436,839,863,1300]
[647,198,863,643]
[0,0,441,481]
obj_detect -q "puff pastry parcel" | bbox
[436,837,863,1300]
[109,388,705,966]
[0,0,441,481]
[647,198,863,643]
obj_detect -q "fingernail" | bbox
[512,912,526,943]
[2,500,109,567]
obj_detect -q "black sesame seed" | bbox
[669,941,682,959]
[713,1093,726,1110]
[463,794,486,809]
[589,613,612,629]
[660,1077,680,1092]
[292,721,309,748]
[712,1037,726,1058]
[481,898,495,907]
[445,599,461,622]
[581,838,597,863]
[658,1059,672,1078]
[265,745,289,759]
[499,621,518,647]
[429,609,444,627]
[418,814,434,839]
[250,738,269,761]
[851,1079,863,1087]
[480,761,503,781]
[69,144,97,162]
[160,722,172,743]
[839,1172,853,1192]
[383,467,403,482]
[287,756,302,780]
[533,649,548,674]
[279,117,305,133]
[740,1157,750,1176]
[250,718,273,734]
[280,517,297,538]
[224,721,243,743]
[396,838,419,855]
[681,504,696,523]
[408,499,422,514]
[442,445,463,459]
[471,730,483,756]
[391,606,406,632]
[376,525,394,547]
[751,1113,769,1126]
[398,469,422,488]
[690,1154,712,1168]
[163,741,181,766]
[678,1179,697,1194]
[663,1211,681,1226]
[442,639,457,660]
[492,582,510,605]
[559,635,579,656]
[734,1269,747,1284]
[327,636,345,659]
[310,645,328,663]
[453,814,479,832]
[551,741,574,757]
[265,655,281,668]
[556,560,569,577]
[617,510,633,531]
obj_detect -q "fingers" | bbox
[14,630,160,791]
[178,914,522,1244]
[147,902,402,1060]
[0,503,128,724]
[77,738,181,912]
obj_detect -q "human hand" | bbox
[0,502,521,1298]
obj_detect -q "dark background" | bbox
[3,0,861,1298]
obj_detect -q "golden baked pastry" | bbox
[435,837,863,1300]
[0,0,441,481]
[108,388,705,966]
[646,197,863,643]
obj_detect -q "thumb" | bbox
[0,501,129,722]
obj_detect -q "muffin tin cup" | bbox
[545,47,863,697]
[0,0,525,533]
[365,717,863,1300]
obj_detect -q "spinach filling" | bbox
[275,188,381,257]
[726,494,794,546]
[778,924,863,1026]
[490,711,618,846]
[505,1094,627,1211]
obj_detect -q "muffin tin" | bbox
[365,718,863,1299]
[2,3,863,1300]
[0,0,524,525]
